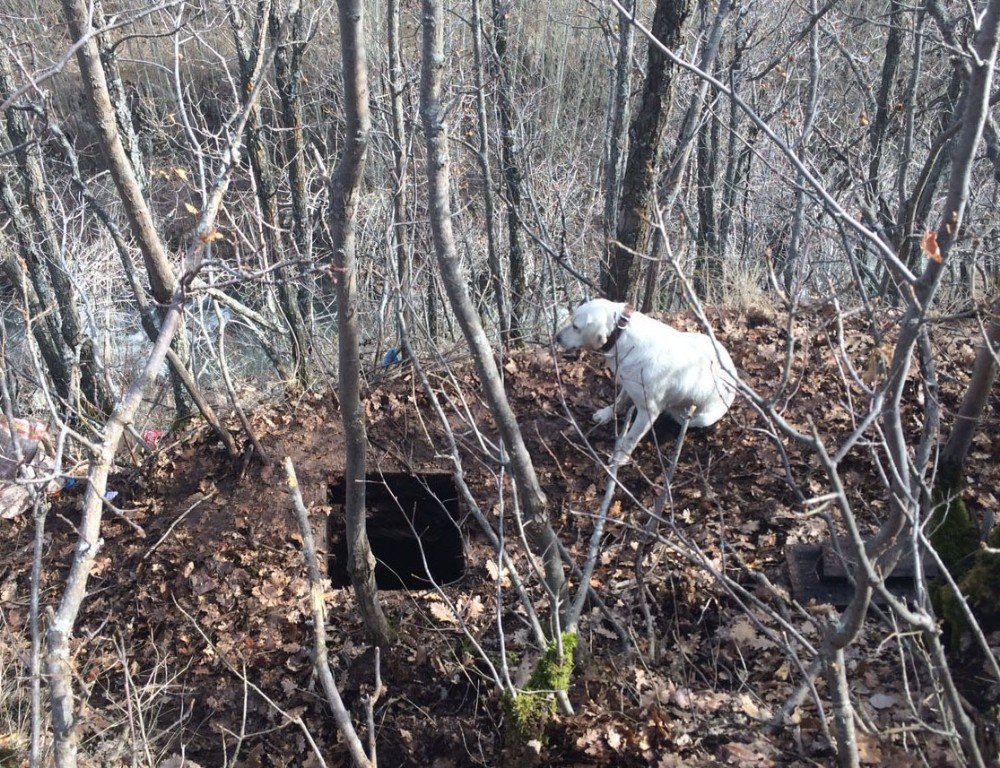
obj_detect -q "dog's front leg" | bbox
[593,386,630,425]
[612,406,655,466]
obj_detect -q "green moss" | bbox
[929,488,980,578]
[959,547,1000,626]
[930,486,1000,647]
[502,689,553,746]
[503,632,577,749]
[527,631,578,693]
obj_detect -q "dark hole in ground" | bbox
[328,473,465,590]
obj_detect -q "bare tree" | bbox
[271,0,312,269]
[0,46,113,414]
[2,0,999,762]
[471,0,510,341]
[603,0,636,248]
[421,0,565,606]
[284,457,378,768]
[614,1,1000,764]
[0,179,74,404]
[779,0,821,297]
[91,0,150,196]
[228,0,311,388]
[45,297,185,768]
[938,300,1000,498]
[385,0,417,349]
[60,0,220,432]
[653,0,731,306]
[44,3,273,760]
[491,0,528,342]
[328,0,393,648]
[602,0,692,302]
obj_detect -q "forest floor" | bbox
[2,305,999,767]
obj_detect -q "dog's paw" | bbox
[592,406,614,425]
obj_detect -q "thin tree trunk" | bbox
[45,302,183,768]
[717,21,746,267]
[938,299,1000,490]
[491,0,527,343]
[61,0,200,421]
[471,0,509,341]
[603,0,692,302]
[271,0,313,315]
[421,0,566,615]
[92,0,150,196]
[329,0,393,648]
[647,0,731,308]
[274,1,311,263]
[693,97,720,298]
[890,61,963,293]
[0,237,73,402]
[45,4,270,754]
[894,6,925,218]
[229,0,310,388]
[0,177,73,400]
[40,114,239,453]
[386,0,417,347]
[783,0,820,296]
[859,3,1000,764]
[604,0,636,247]
[872,0,1000,591]
[0,47,113,414]
[864,0,903,240]
[824,646,859,768]
[283,458,376,768]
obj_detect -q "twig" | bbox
[565,464,619,631]
[142,490,216,561]
[635,410,692,660]
[283,456,375,768]
[364,647,383,763]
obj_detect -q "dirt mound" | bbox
[1,308,997,766]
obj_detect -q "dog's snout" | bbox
[556,327,579,350]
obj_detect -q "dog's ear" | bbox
[582,315,609,350]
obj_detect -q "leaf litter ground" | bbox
[1,307,998,767]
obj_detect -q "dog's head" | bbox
[556,299,621,351]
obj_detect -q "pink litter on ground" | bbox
[142,429,165,448]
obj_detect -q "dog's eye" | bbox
[571,323,579,331]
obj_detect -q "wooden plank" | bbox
[820,538,938,580]
[786,542,935,609]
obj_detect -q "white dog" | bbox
[556,299,736,464]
